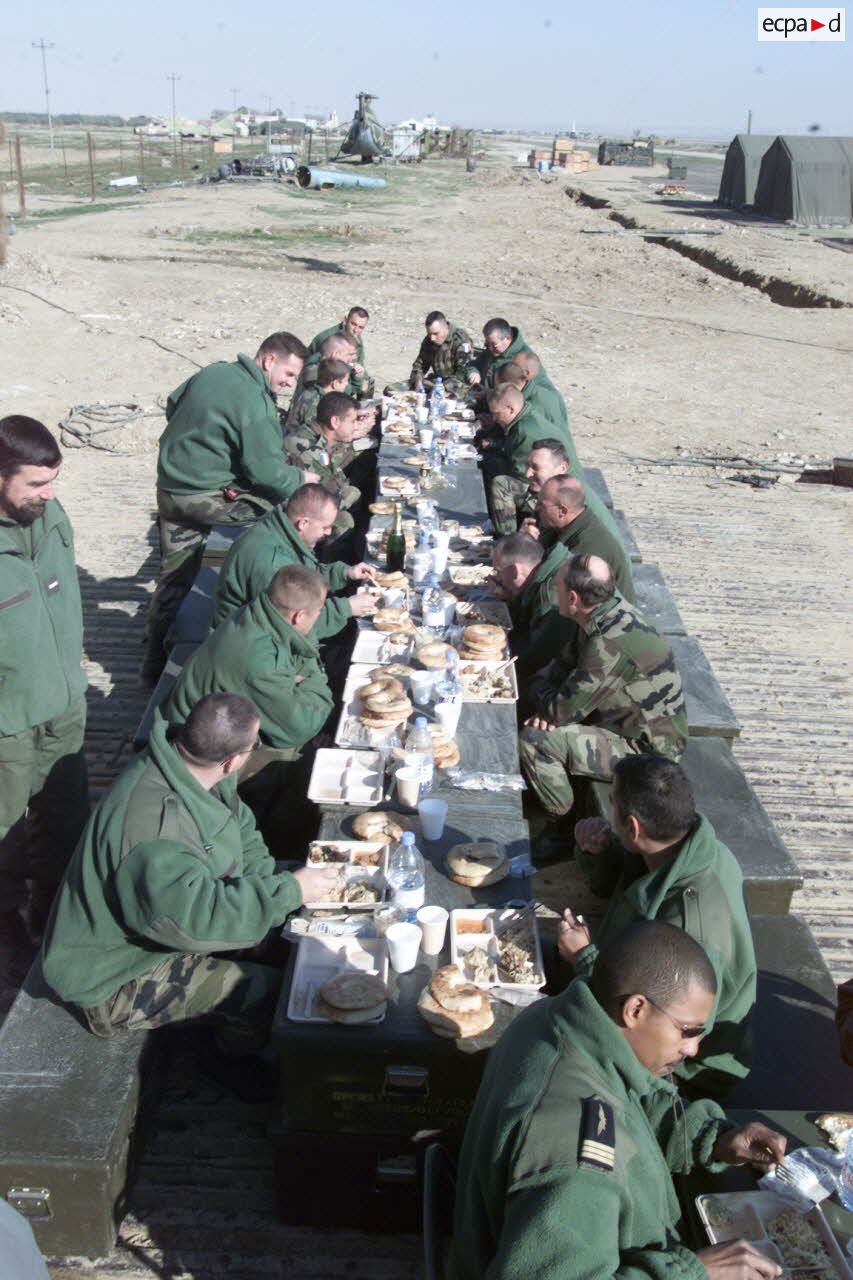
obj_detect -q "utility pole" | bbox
[32,38,55,151]
[230,87,240,115]
[747,108,753,135]
[167,72,180,160]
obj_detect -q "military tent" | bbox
[753,136,853,226]
[717,134,775,208]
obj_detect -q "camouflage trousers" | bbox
[143,488,273,671]
[519,723,643,816]
[82,950,282,1051]
[490,475,536,536]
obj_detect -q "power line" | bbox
[32,38,55,151]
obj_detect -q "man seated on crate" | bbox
[212,483,376,635]
[41,691,337,1099]
[534,474,635,601]
[450,920,786,1280]
[408,311,479,395]
[519,555,687,864]
[557,753,756,1100]
[284,392,363,554]
[490,531,574,692]
[163,565,334,848]
[143,331,318,685]
[308,305,374,401]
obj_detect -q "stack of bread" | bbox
[373,607,416,635]
[418,965,494,1038]
[445,841,509,887]
[428,723,461,770]
[351,811,412,841]
[459,624,506,661]
[416,641,457,669]
[358,675,412,730]
[318,971,388,1024]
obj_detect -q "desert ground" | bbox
[1,132,852,1276]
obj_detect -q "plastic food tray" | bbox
[696,1192,852,1279]
[301,855,388,912]
[449,907,545,993]
[351,628,414,666]
[454,600,513,629]
[379,476,420,499]
[306,748,385,807]
[287,934,389,1024]
[448,563,494,588]
[335,665,412,749]
[457,659,518,703]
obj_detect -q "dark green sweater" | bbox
[575,813,756,1093]
[509,541,574,683]
[42,715,300,1008]
[554,504,635,602]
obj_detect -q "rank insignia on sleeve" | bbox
[578,1096,615,1172]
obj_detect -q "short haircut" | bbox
[483,317,512,341]
[529,438,569,465]
[564,554,614,607]
[320,333,357,357]
[317,391,357,427]
[543,475,585,510]
[488,384,523,410]
[514,350,542,376]
[255,331,309,362]
[286,482,340,519]
[317,357,350,388]
[493,531,545,568]
[267,563,328,613]
[347,306,369,321]
[425,310,447,327]
[495,363,527,388]
[178,692,259,764]
[591,921,717,1012]
[0,415,62,479]
[612,754,696,842]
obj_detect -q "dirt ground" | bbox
[1,138,852,1276]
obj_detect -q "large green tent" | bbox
[717,135,775,208]
[753,136,853,226]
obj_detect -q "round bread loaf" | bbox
[374,608,412,633]
[320,971,388,1010]
[416,642,455,669]
[429,965,484,1012]
[462,624,505,649]
[370,663,415,683]
[445,841,509,888]
[417,985,494,1039]
[351,811,411,841]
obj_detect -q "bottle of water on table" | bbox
[431,377,445,419]
[841,1131,853,1210]
[386,831,426,913]
[403,715,435,796]
[422,573,446,635]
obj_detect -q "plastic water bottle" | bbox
[445,420,459,466]
[422,573,446,635]
[403,715,435,796]
[431,377,445,419]
[412,530,432,588]
[841,1132,853,1210]
[386,831,426,912]
[433,652,461,706]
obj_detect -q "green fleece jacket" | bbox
[165,591,332,752]
[554,504,635,602]
[502,403,576,480]
[0,499,86,736]
[575,814,756,1093]
[157,354,303,502]
[307,322,372,399]
[41,715,301,1008]
[450,978,729,1280]
[477,326,532,387]
[509,542,574,684]
[523,371,569,432]
[212,506,351,639]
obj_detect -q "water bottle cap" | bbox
[414,716,427,728]
[401,831,415,845]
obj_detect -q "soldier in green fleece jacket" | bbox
[469,317,532,390]
[0,416,89,944]
[479,384,577,529]
[41,693,336,1047]
[450,921,786,1280]
[496,356,569,436]
[285,356,351,437]
[144,331,316,681]
[308,306,374,400]
[491,532,573,690]
[536,473,635,601]
[558,753,756,1099]
[212,484,376,635]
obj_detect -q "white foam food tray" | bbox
[449,907,545,993]
[351,628,414,666]
[306,748,385,807]
[306,837,388,868]
[455,599,513,629]
[696,1192,852,1280]
[457,659,518,703]
[379,476,420,499]
[287,934,389,1024]
[335,665,412,750]
[448,563,495,589]
[301,859,388,912]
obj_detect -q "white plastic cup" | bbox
[374,903,406,936]
[409,670,434,707]
[382,586,406,609]
[417,905,449,957]
[418,798,448,842]
[432,529,451,575]
[385,921,423,973]
[434,700,461,737]
[418,426,434,450]
[395,765,422,810]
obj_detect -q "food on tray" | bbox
[357,674,412,729]
[382,476,417,494]
[341,877,381,905]
[417,965,494,1039]
[416,641,456,669]
[369,500,396,516]
[317,971,389,1025]
[370,663,415,683]
[765,1209,835,1276]
[373,607,416,634]
[455,916,490,934]
[450,564,494,586]
[455,600,512,627]
[374,570,408,588]
[496,915,543,986]
[464,945,498,985]
[308,842,354,864]
[459,663,515,700]
[460,624,506,659]
[446,841,508,887]
[815,1112,853,1151]
[352,810,411,841]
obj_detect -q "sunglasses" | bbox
[617,993,707,1041]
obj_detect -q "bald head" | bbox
[487,384,524,427]
[495,363,527,390]
[536,475,586,531]
[512,351,542,380]
[320,333,357,361]
[562,554,614,609]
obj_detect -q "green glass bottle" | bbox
[385,502,406,573]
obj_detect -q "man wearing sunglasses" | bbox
[557,752,756,1100]
[451,922,785,1280]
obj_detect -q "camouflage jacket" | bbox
[284,417,355,475]
[307,323,374,400]
[528,592,688,757]
[283,423,357,508]
[409,324,477,392]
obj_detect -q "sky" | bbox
[4,0,852,137]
